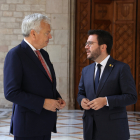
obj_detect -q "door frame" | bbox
[74,0,138,110]
[68,0,76,109]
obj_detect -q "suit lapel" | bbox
[88,63,96,101]
[40,49,55,81]
[96,57,115,97]
[20,40,52,83]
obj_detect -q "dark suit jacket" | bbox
[4,40,61,137]
[77,57,137,140]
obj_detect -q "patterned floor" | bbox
[0,109,140,140]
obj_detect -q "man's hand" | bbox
[57,98,66,109]
[43,99,61,112]
[81,98,90,110]
[87,97,107,110]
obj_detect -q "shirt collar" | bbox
[24,38,40,51]
[96,55,110,67]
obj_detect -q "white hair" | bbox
[21,13,50,37]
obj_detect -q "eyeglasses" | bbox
[85,41,97,47]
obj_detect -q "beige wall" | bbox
[0,0,74,109]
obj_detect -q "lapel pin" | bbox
[109,64,113,67]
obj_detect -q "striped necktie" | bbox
[35,50,53,82]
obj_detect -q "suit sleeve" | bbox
[4,50,45,114]
[77,69,87,109]
[56,89,61,99]
[107,64,137,110]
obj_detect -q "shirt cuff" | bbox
[106,97,109,106]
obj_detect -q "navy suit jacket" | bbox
[77,57,137,140]
[4,40,61,137]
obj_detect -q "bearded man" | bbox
[77,29,137,140]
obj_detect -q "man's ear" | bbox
[30,30,36,40]
[101,44,107,52]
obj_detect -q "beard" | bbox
[87,46,101,61]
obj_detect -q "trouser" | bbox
[14,133,51,140]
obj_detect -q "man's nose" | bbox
[85,44,89,49]
[49,33,52,39]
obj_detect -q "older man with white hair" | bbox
[4,13,66,140]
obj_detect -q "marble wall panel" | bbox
[9,5,16,11]
[47,45,62,62]
[59,77,68,96]
[0,64,4,69]
[63,0,69,14]
[16,5,30,11]
[0,0,6,4]
[54,30,68,44]
[13,12,23,17]
[46,0,63,14]
[61,45,68,62]
[3,11,13,17]
[0,0,71,109]
[53,62,67,78]
[31,5,45,11]
[1,4,9,10]
[25,0,39,5]
[7,0,24,4]
[51,14,68,30]
[38,0,46,5]
[5,23,20,28]
[1,17,15,22]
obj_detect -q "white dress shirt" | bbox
[94,55,110,106]
[24,38,52,77]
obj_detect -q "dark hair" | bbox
[88,29,113,54]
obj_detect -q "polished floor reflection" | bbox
[0,109,140,140]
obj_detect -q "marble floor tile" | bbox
[0,109,140,140]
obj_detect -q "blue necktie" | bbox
[95,64,102,93]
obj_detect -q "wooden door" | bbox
[75,0,91,109]
[136,0,140,111]
[75,0,137,111]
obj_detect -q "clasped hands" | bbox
[43,98,66,112]
[81,97,107,110]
